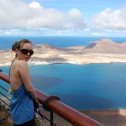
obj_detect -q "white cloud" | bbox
[0,0,86,31]
[29,1,42,9]
[92,7,126,30]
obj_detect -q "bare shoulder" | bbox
[14,60,28,69]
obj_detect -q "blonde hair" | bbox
[12,39,32,59]
[12,39,32,51]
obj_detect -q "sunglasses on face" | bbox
[20,49,34,56]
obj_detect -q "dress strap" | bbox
[8,59,15,94]
[9,59,15,80]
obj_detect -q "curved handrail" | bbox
[0,72,104,126]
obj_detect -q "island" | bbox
[0,39,126,66]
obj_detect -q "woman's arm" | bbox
[18,61,38,102]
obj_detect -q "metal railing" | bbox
[0,85,10,107]
[0,71,104,126]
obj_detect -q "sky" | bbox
[0,0,126,36]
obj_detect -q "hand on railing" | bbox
[33,99,39,111]
[43,96,60,111]
[0,72,104,126]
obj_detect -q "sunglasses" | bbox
[20,49,34,56]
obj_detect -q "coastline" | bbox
[38,108,126,126]
[80,109,126,126]
[1,52,126,67]
[1,39,126,126]
[1,95,126,126]
[81,108,126,116]
[14,109,126,126]
[1,40,126,66]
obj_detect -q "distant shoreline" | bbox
[0,52,126,67]
[0,39,126,66]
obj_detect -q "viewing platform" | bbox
[0,70,104,126]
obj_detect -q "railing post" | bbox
[0,72,104,126]
[50,111,54,126]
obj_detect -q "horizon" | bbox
[0,0,126,37]
[1,36,126,51]
[3,34,126,38]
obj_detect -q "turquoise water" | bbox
[1,36,126,110]
[0,36,126,49]
[1,63,126,110]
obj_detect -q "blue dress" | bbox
[10,84,34,124]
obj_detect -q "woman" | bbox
[9,39,38,126]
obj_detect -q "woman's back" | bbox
[10,60,23,91]
[9,39,37,126]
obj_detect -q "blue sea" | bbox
[0,36,126,49]
[0,36,126,110]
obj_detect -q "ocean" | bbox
[0,36,126,49]
[0,36,126,110]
